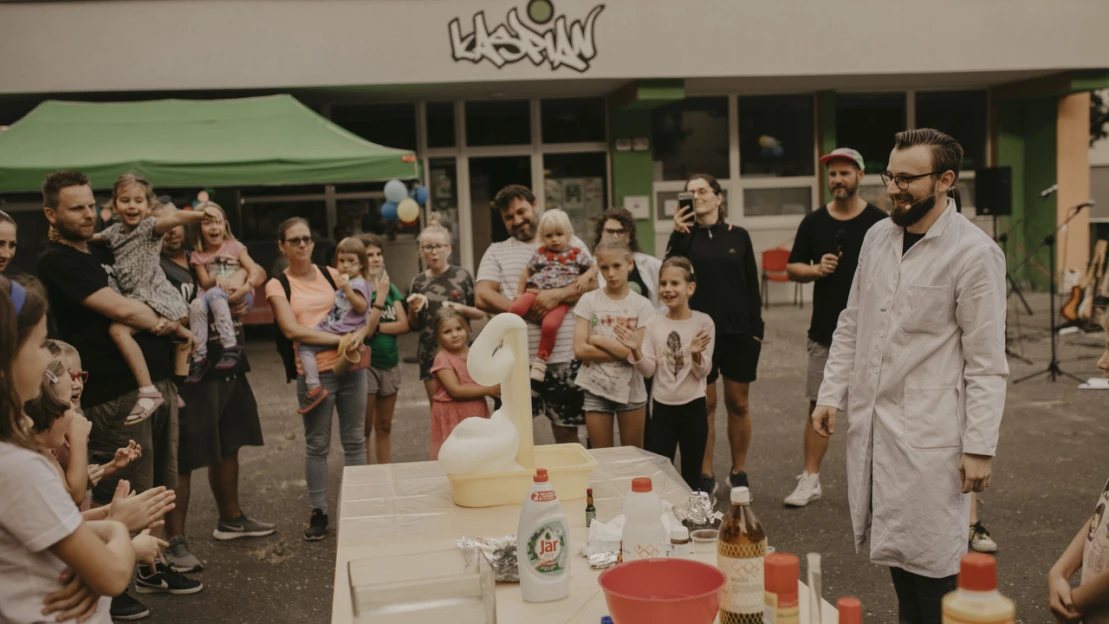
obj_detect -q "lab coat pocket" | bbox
[903,386,960,449]
[900,283,950,334]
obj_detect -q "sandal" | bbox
[125,387,165,425]
[297,386,328,414]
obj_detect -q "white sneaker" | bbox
[969,522,998,553]
[529,359,547,383]
[783,472,822,507]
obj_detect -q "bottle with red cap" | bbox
[620,477,669,562]
[941,552,1015,623]
[764,552,799,623]
[517,468,570,603]
[837,597,862,624]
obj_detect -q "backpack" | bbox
[273,264,337,383]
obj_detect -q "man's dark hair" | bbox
[493,185,535,213]
[41,171,90,209]
[593,207,640,253]
[893,128,964,209]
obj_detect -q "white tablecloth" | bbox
[332,446,838,623]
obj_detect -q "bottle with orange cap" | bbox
[764,552,799,624]
[941,553,1015,624]
[837,597,862,624]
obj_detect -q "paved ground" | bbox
[142,292,1108,624]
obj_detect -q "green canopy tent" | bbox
[0,94,418,191]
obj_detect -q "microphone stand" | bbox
[1012,203,1089,384]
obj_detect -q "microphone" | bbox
[835,229,847,254]
[1040,184,1059,198]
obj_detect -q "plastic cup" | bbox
[689,529,718,554]
[174,341,190,376]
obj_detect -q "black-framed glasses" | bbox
[70,371,89,383]
[284,236,312,246]
[420,244,447,253]
[880,171,940,190]
[602,227,627,236]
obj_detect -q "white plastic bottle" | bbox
[517,468,570,603]
[621,477,670,561]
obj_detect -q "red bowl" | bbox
[598,558,726,624]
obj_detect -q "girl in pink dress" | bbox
[429,307,499,459]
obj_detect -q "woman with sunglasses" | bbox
[407,224,484,403]
[265,217,371,542]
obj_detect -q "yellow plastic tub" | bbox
[447,443,598,508]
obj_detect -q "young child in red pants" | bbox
[508,209,595,382]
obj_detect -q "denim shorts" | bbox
[582,389,647,414]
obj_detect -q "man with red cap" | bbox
[783,147,886,507]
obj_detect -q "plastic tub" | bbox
[447,443,598,508]
[599,558,726,624]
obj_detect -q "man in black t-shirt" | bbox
[783,148,887,508]
[37,171,202,615]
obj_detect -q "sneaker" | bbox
[213,346,240,371]
[135,560,204,595]
[297,386,329,414]
[698,474,717,498]
[529,359,548,383]
[304,508,328,542]
[969,522,998,553]
[783,472,822,507]
[213,513,277,541]
[184,357,210,384]
[164,536,203,573]
[110,592,150,621]
[729,471,749,489]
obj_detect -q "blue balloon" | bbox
[384,179,408,203]
[381,201,398,221]
[411,185,430,207]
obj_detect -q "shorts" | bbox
[806,339,831,402]
[531,361,585,428]
[176,374,264,474]
[86,379,178,504]
[367,365,402,396]
[582,390,647,414]
[706,333,762,385]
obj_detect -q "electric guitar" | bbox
[1078,240,1107,321]
[1061,239,1106,323]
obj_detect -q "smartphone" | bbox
[677,191,694,215]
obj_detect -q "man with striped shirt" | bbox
[475,185,593,444]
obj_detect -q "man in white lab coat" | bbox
[812,128,1008,624]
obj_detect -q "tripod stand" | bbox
[1012,204,1089,384]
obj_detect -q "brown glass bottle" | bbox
[717,487,767,624]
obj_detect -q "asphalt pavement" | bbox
[141,291,1109,624]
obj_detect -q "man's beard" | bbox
[54,220,91,243]
[512,221,536,242]
[832,184,858,200]
[890,193,937,228]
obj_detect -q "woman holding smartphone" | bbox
[666,173,763,497]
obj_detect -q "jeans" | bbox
[889,566,958,624]
[297,369,367,514]
[190,288,254,359]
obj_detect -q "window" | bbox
[465,100,531,146]
[915,91,988,170]
[651,97,729,181]
[544,152,608,239]
[426,102,456,149]
[836,93,906,174]
[738,95,814,177]
[541,98,605,143]
[428,158,462,265]
[240,199,327,243]
[330,103,417,151]
[742,187,812,217]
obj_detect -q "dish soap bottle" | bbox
[517,468,570,603]
[941,553,1015,623]
[621,477,669,562]
[718,486,766,623]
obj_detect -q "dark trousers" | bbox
[645,398,708,491]
[889,566,957,624]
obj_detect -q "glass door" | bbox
[469,155,532,265]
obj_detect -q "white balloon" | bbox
[384,179,408,203]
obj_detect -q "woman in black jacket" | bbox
[666,173,763,496]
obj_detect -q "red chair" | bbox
[761,248,802,309]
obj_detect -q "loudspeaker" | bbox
[974,167,1012,216]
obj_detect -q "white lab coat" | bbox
[817,199,1008,578]
[598,252,664,311]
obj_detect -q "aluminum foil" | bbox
[587,551,619,570]
[457,535,519,583]
[677,491,720,530]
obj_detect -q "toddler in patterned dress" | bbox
[507,209,596,381]
[94,174,210,424]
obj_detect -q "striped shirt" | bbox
[476,236,588,365]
